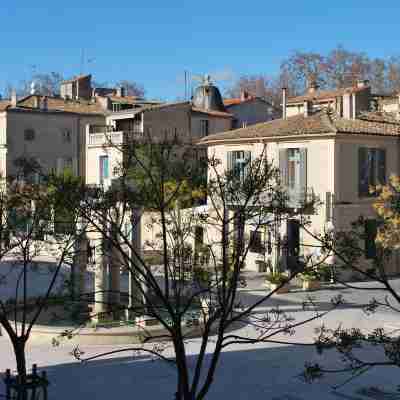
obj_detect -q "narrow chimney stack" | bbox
[41,96,48,111]
[303,100,310,117]
[308,80,320,94]
[240,90,249,101]
[282,87,287,120]
[11,90,17,107]
[33,96,40,109]
[116,86,125,97]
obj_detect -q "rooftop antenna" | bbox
[80,48,85,75]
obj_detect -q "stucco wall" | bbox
[143,104,191,141]
[190,114,232,141]
[227,100,274,128]
[6,110,79,177]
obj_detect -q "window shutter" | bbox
[358,147,368,196]
[279,148,288,186]
[365,219,377,259]
[325,191,332,222]
[377,149,386,185]
[227,151,234,172]
[244,151,251,179]
[299,148,307,197]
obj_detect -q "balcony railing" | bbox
[88,129,143,147]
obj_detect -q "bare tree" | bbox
[56,135,338,400]
[0,167,81,399]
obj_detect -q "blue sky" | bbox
[1,1,400,100]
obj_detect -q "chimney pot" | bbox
[308,80,320,94]
[116,86,125,97]
[41,96,48,111]
[303,100,311,117]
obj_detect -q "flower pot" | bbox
[302,280,321,291]
[269,282,290,294]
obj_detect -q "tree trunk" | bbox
[12,338,28,400]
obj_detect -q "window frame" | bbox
[358,147,386,198]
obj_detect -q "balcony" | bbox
[87,128,143,148]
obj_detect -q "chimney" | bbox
[116,86,125,97]
[303,100,311,117]
[33,96,40,109]
[240,90,249,101]
[343,92,352,119]
[11,90,17,107]
[357,79,370,89]
[308,80,320,94]
[41,96,48,111]
[282,87,287,120]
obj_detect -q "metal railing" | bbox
[88,128,143,147]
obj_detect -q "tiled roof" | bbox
[199,110,400,145]
[287,86,369,104]
[17,95,104,115]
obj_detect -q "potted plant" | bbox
[299,267,324,291]
[265,272,290,294]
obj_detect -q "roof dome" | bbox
[192,75,226,112]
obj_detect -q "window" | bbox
[287,149,301,189]
[99,155,109,184]
[24,129,35,141]
[279,148,307,207]
[62,129,71,143]
[249,230,264,254]
[358,148,386,197]
[200,119,209,136]
[227,150,251,182]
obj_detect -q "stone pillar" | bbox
[72,234,88,302]
[108,223,121,320]
[127,207,144,319]
[93,234,108,323]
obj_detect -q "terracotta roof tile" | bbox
[199,110,400,144]
[17,95,104,115]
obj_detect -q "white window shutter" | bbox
[278,149,288,186]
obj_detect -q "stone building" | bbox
[198,82,400,275]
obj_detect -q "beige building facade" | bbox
[200,83,400,275]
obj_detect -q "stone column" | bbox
[127,207,145,320]
[72,234,88,301]
[93,233,108,323]
[71,234,89,320]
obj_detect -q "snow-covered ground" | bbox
[1,268,400,399]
